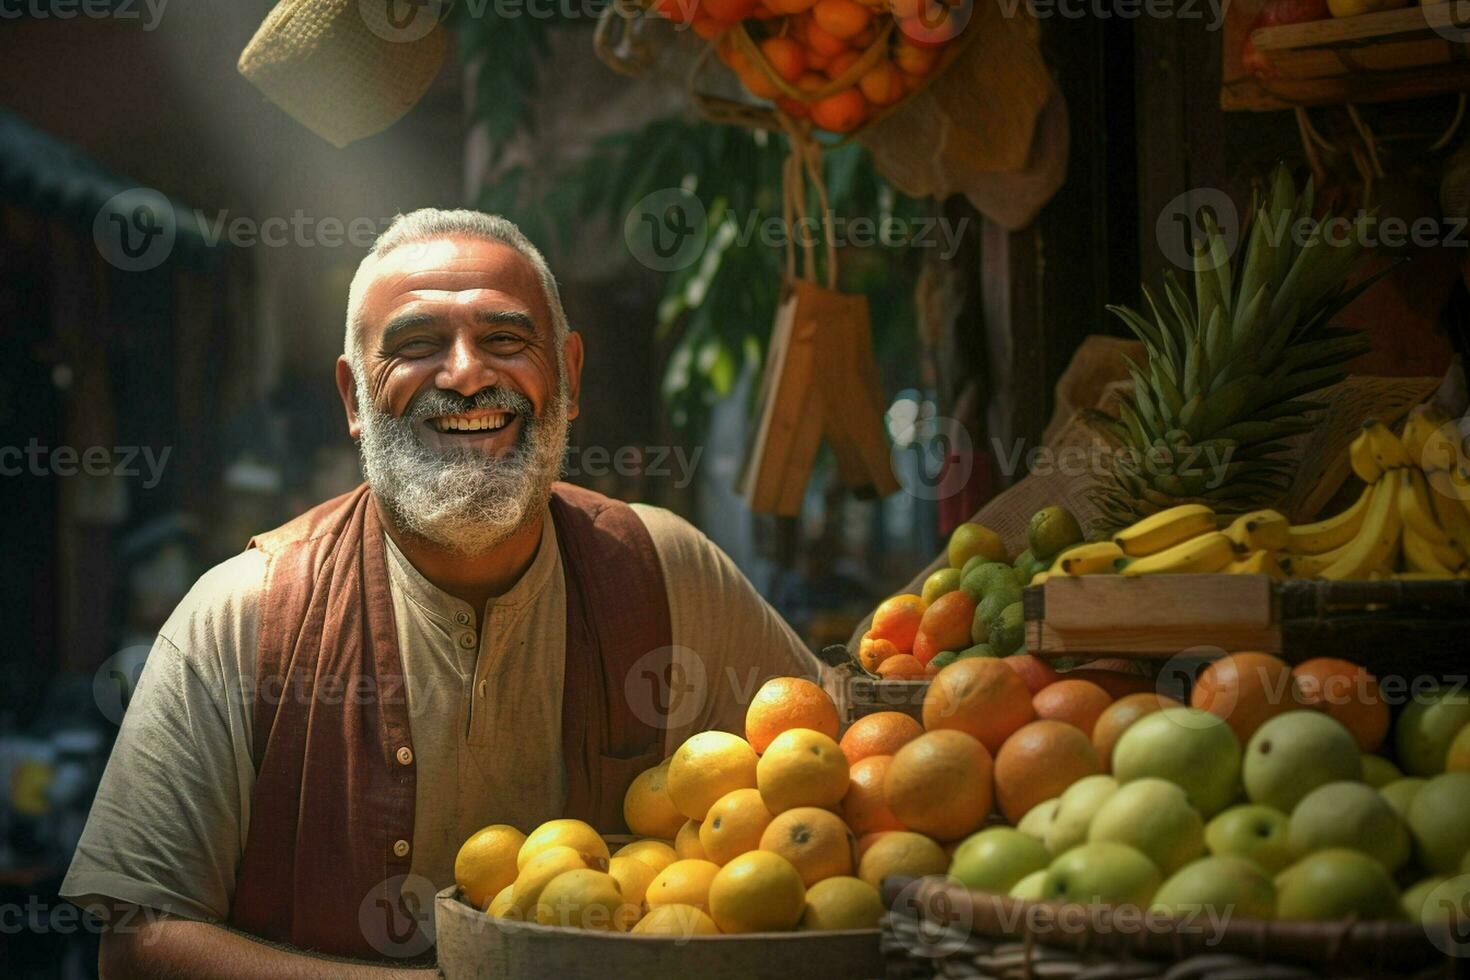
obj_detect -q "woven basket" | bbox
[879,877,1460,980]
[238,0,449,148]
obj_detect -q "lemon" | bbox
[948,523,1007,570]
[921,568,961,604]
[756,729,849,814]
[708,851,806,933]
[623,760,685,839]
[667,732,759,821]
[535,869,626,931]
[674,819,708,860]
[645,859,721,912]
[631,903,720,936]
[1027,506,1083,561]
[608,856,659,910]
[509,845,591,919]
[454,823,526,909]
[615,839,678,874]
[800,876,883,930]
[517,818,608,871]
[857,831,948,890]
[486,883,516,918]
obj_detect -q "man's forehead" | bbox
[362,236,547,319]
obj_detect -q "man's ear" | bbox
[563,331,585,422]
[335,356,363,438]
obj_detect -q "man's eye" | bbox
[486,334,527,351]
[397,339,437,355]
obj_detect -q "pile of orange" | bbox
[649,0,963,134]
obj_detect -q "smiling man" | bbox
[63,210,824,978]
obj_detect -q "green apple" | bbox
[949,827,1050,894]
[1111,708,1242,817]
[1010,869,1047,901]
[1406,772,1470,873]
[1243,711,1361,814]
[1088,778,1205,876]
[1421,875,1470,931]
[1394,686,1470,776]
[1205,804,1295,875]
[1150,855,1275,921]
[1403,875,1450,920]
[1045,775,1118,856]
[1361,754,1402,788]
[1379,778,1427,822]
[960,561,1019,602]
[1041,842,1161,907]
[1288,781,1409,872]
[1274,849,1403,921]
[1016,798,1061,845]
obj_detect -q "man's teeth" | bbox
[430,414,513,433]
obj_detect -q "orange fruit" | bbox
[1190,652,1299,747]
[700,788,775,866]
[746,677,840,754]
[1291,657,1390,753]
[759,806,858,885]
[736,63,781,100]
[858,634,899,673]
[1031,679,1113,737]
[856,831,892,858]
[767,0,818,11]
[911,630,940,667]
[922,657,1036,755]
[667,731,759,820]
[813,0,871,39]
[823,49,862,81]
[690,14,723,39]
[992,720,1101,824]
[856,830,948,889]
[1004,654,1060,694]
[623,760,685,840]
[803,19,852,57]
[608,854,660,913]
[1066,667,1156,700]
[839,711,923,765]
[675,818,708,861]
[632,903,720,935]
[884,729,994,841]
[902,2,962,47]
[614,839,677,874]
[801,876,884,930]
[892,37,939,75]
[759,36,807,82]
[917,590,977,653]
[757,728,850,813]
[869,594,926,654]
[454,824,527,909]
[708,850,807,933]
[841,755,906,835]
[859,61,905,106]
[876,654,927,680]
[1091,692,1184,771]
[702,0,758,19]
[645,858,721,912]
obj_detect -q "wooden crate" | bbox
[1024,575,1470,675]
[819,647,929,727]
[1222,2,1470,110]
[434,887,883,980]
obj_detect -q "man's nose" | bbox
[435,333,499,397]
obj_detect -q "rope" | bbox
[775,111,838,289]
[1431,93,1468,153]
[1294,108,1328,190]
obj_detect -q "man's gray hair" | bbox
[343,209,569,377]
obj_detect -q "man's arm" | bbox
[99,916,433,980]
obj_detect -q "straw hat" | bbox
[238,0,450,148]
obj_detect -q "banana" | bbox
[1113,504,1218,557]
[1053,541,1124,576]
[1398,467,1453,548]
[1402,529,1466,577]
[1348,425,1382,484]
[1120,531,1236,577]
[1319,468,1406,580]
[1362,419,1410,471]
[1030,571,1050,586]
[1400,405,1447,463]
[1226,549,1287,579]
[1427,474,1470,555]
[1284,485,1373,554]
[1223,509,1290,553]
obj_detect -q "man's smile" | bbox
[425,409,516,434]
[418,408,523,452]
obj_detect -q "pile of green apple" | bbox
[945,687,1470,926]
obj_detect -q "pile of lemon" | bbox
[454,677,946,935]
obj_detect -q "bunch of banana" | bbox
[1035,408,1470,583]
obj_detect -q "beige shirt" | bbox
[61,503,822,922]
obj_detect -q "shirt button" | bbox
[459,633,476,650]
[455,612,470,625]
[393,839,411,858]
[395,746,414,766]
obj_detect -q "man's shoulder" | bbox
[628,503,717,567]
[156,549,268,664]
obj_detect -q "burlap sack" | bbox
[238,0,449,148]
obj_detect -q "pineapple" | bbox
[1091,165,1391,529]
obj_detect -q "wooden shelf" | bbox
[1222,2,1470,111]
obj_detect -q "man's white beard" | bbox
[356,377,569,557]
